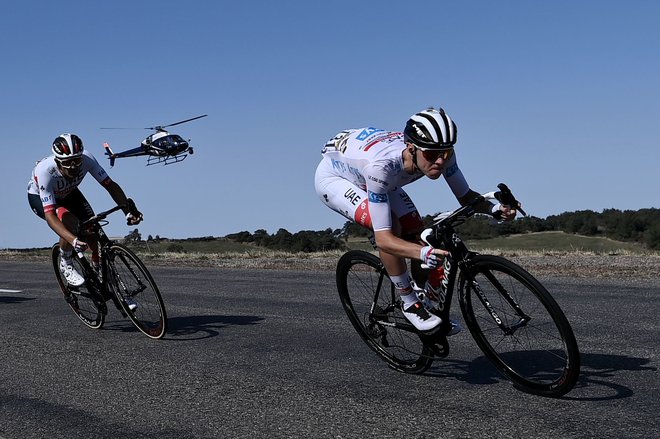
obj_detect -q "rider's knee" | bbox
[57,207,79,230]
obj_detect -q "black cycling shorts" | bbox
[28,188,95,222]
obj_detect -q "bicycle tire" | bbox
[51,244,105,329]
[336,250,433,374]
[459,254,580,397]
[105,244,167,339]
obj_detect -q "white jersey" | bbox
[27,150,111,215]
[319,127,469,231]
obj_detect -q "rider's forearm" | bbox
[105,181,130,211]
[458,189,495,215]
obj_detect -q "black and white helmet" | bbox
[52,133,84,159]
[403,107,457,149]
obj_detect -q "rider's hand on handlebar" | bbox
[493,203,519,222]
[420,245,448,269]
[126,211,143,225]
[73,237,88,253]
[124,198,143,225]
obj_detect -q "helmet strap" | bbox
[408,144,420,173]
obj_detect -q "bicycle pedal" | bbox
[430,340,449,358]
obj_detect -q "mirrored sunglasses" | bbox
[58,157,83,168]
[417,147,454,162]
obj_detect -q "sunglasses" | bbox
[416,147,454,162]
[57,157,83,169]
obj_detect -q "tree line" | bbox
[305,208,660,251]
[127,208,660,252]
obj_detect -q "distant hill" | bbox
[466,231,649,253]
[4,207,659,253]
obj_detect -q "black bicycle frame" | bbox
[428,205,532,337]
[75,211,129,316]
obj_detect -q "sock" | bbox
[60,248,73,262]
[390,273,412,291]
[400,291,419,307]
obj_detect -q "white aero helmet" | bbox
[403,107,457,149]
[52,133,84,159]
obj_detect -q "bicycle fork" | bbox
[468,271,531,335]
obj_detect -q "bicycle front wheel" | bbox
[51,244,105,329]
[105,244,167,339]
[336,250,433,374]
[459,255,580,397]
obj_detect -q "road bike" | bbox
[336,184,580,397]
[51,202,167,339]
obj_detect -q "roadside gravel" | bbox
[2,250,659,279]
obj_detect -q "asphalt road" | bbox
[1,259,658,439]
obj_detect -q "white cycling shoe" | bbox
[59,258,85,287]
[401,301,442,332]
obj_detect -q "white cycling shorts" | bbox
[314,157,423,233]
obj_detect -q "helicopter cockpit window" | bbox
[152,135,186,148]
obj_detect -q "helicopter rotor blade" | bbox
[156,114,208,130]
[100,127,148,130]
[103,114,208,131]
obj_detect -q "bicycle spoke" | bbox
[107,245,167,339]
[337,251,433,373]
[51,245,104,329]
[460,255,580,397]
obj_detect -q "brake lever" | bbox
[495,183,527,217]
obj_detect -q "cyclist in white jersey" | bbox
[315,108,517,332]
[28,134,143,287]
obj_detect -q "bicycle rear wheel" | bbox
[51,244,105,329]
[105,244,167,339]
[459,255,580,397]
[336,250,433,374]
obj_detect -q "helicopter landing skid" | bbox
[147,153,188,166]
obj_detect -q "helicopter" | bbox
[102,114,207,166]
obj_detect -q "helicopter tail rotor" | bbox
[103,142,117,167]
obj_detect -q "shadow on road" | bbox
[0,295,34,304]
[426,351,655,400]
[564,352,657,401]
[164,314,265,340]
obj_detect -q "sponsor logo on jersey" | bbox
[331,159,363,180]
[354,200,371,228]
[445,162,458,177]
[385,161,402,173]
[363,132,401,151]
[368,175,389,187]
[343,188,362,206]
[397,191,415,210]
[356,127,384,141]
[368,191,388,203]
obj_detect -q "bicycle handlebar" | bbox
[494,183,527,217]
[79,199,140,229]
[431,183,526,228]
[79,204,127,229]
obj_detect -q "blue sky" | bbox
[2,0,659,249]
